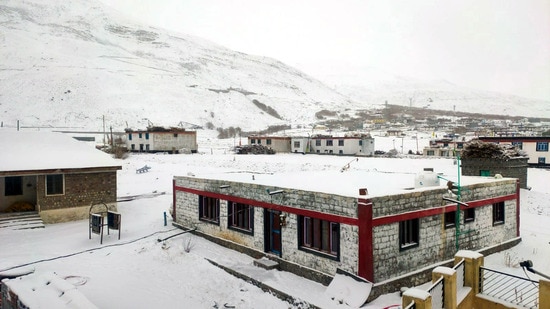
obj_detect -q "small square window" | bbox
[400,218,419,250]
[338,140,344,146]
[464,208,475,223]
[326,140,333,146]
[46,174,64,195]
[5,176,23,196]
[444,211,456,228]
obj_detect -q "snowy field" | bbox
[0,131,549,308]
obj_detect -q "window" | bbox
[299,216,339,258]
[399,218,419,250]
[315,139,321,146]
[46,174,64,195]
[539,157,546,164]
[174,133,178,138]
[338,150,343,154]
[199,196,220,224]
[228,202,253,233]
[493,202,505,225]
[326,140,333,146]
[464,208,475,223]
[145,144,150,151]
[536,142,549,152]
[131,144,135,150]
[338,139,344,146]
[128,133,132,141]
[480,170,491,176]
[145,132,149,140]
[266,139,272,145]
[444,211,456,228]
[5,176,23,196]
[293,141,300,148]
[250,139,256,144]
[359,140,363,146]
[456,143,464,149]
[138,133,142,138]
[427,150,435,156]
[511,141,523,150]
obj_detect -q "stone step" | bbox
[253,257,279,270]
[0,212,45,230]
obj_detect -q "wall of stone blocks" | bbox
[36,171,118,211]
[371,179,518,282]
[174,176,360,277]
[462,157,528,188]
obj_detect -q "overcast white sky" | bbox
[100,0,550,102]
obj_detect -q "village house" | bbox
[247,133,375,156]
[423,136,467,157]
[0,131,121,223]
[172,166,520,299]
[478,136,550,167]
[126,127,197,154]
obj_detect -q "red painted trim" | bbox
[357,199,374,282]
[516,179,521,237]
[173,185,359,225]
[172,179,176,220]
[372,194,517,226]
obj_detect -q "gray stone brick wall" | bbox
[371,179,518,282]
[462,157,528,188]
[174,176,518,284]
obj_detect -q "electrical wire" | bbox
[0,228,179,273]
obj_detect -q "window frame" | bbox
[464,208,475,223]
[399,218,419,251]
[298,216,340,260]
[338,139,344,146]
[444,211,456,229]
[493,201,505,226]
[326,140,333,146]
[315,139,321,146]
[46,174,64,196]
[536,142,549,152]
[198,196,220,224]
[227,202,254,234]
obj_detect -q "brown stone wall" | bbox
[36,171,117,211]
[462,157,528,188]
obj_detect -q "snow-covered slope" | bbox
[316,65,550,118]
[0,0,354,131]
[1,0,548,133]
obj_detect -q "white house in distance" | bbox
[248,133,374,156]
[126,127,198,154]
[478,136,550,167]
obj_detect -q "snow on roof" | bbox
[0,131,121,173]
[187,169,509,198]
[3,271,98,308]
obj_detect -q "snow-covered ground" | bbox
[1,131,549,308]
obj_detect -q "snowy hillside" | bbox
[0,0,354,132]
[315,65,550,118]
[1,0,548,134]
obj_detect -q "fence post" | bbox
[455,250,484,294]
[541,279,550,308]
[433,267,456,309]
[402,288,432,309]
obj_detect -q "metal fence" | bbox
[479,266,539,308]
[427,276,444,309]
[454,258,465,288]
[403,300,416,309]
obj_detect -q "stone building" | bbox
[461,140,529,188]
[126,127,197,153]
[478,136,550,167]
[0,131,121,223]
[172,166,520,300]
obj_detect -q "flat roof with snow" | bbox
[182,169,511,198]
[0,131,121,173]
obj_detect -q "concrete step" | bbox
[253,257,279,270]
[0,212,45,230]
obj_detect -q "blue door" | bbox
[265,209,282,256]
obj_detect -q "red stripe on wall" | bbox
[173,185,359,225]
[372,194,517,226]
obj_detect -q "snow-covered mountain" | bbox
[0,0,548,133]
[0,0,357,131]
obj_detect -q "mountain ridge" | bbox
[1,0,548,133]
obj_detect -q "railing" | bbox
[404,300,416,309]
[479,266,539,308]
[454,258,465,287]
[427,276,444,309]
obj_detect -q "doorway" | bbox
[264,209,282,256]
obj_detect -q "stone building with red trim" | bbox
[172,168,520,300]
